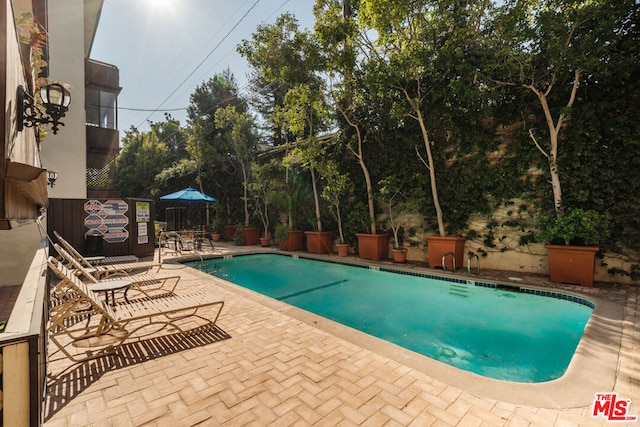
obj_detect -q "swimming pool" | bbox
[188,253,594,383]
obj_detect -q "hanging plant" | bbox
[16,12,47,91]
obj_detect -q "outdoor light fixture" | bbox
[17,84,71,134]
[47,170,58,188]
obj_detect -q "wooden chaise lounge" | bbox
[54,243,179,300]
[52,239,161,279]
[47,257,224,362]
[54,230,139,265]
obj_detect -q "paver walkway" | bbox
[44,243,639,426]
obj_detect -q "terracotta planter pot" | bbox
[305,231,333,254]
[336,243,349,257]
[425,236,466,270]
[392,248,408,263]
[545,244,599,287]
[286,230,304,251]
[260,237,271,247]
[243,227,261,246]
[211,233,221,242]
[223,225,236,242]
[278,240,287,250]
[356,233,389,261]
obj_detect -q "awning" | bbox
[5,160,48,208]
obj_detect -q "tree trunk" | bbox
[310,166,322,232]
[526,69,580,218]
[242,163,250,227]
[340,109,377,234]
[415,105,445,236]
[336,201,345,243]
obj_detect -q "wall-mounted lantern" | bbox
[17,84,71,135]
[47,170,58,188]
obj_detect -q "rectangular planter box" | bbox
[356,233,389,260]
[286,230,304,251]
[425,236,466,270]
[243,227,261,246]
[223,225,236,242]
[305,231,333,254]
[545,244,598,287]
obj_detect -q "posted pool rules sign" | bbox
[84,199,130,243]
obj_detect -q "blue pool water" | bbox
[189,254,593,383]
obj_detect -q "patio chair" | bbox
[53,243,181,303]
[52,241,160,279]
[54,231,139,266]
[158,231,195,256]
[47,257,224,362]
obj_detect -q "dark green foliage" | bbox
[535,209,611,246]
[112,1,640,276]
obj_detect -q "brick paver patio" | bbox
[44,243,639,426]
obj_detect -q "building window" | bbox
[86,88,117,129]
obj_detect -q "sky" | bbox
[90,0,317,138]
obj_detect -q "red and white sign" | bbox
[103,227,129,243]
[592,393,637,422]
[84,200,130,243]
[103,199,128,216]
[84,200,102,215]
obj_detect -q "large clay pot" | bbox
[392,248,408,263]
[260,236,271,247]
[223,225,236,242]
[336,243,349,257]
[243,227,261,246]
[305,231,333,254]
[425,236,466,270]
[545,244,599,287]
[356,233,389,261]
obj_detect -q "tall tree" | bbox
[215,106,258,227]
[359,0,491,236]
[238,13,323,145]
[184,70,247,223]
[279,84,331,232]
[149,113,188,161]
[115,127,170,198]
[314,0,382,235]
[486,0,614,218]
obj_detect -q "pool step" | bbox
[449,284,469,297]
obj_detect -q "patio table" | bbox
[88,279,132,306]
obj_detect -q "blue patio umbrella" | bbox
[160,188,218,230]
[160,188,218,203]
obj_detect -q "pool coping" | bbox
[176,251,624,409]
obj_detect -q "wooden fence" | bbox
[47,198,156,258]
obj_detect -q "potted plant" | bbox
[247,161,278,248]
[210,217,222,242]
[279,168,305,252]
[223,224,237,242]
[275,223,289,250]
[242,226,261,246]
[379,176,414,263]
[280,85,333,254]
[536,208,611,286]
[321,161,350,256]
[335,90,388,260]
[233,226,244,246]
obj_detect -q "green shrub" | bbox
[535,209,611,246]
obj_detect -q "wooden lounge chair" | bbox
[54,230,139,266]
[47,257,224,362]
[53,243,181,302]
[52,241,160,279]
